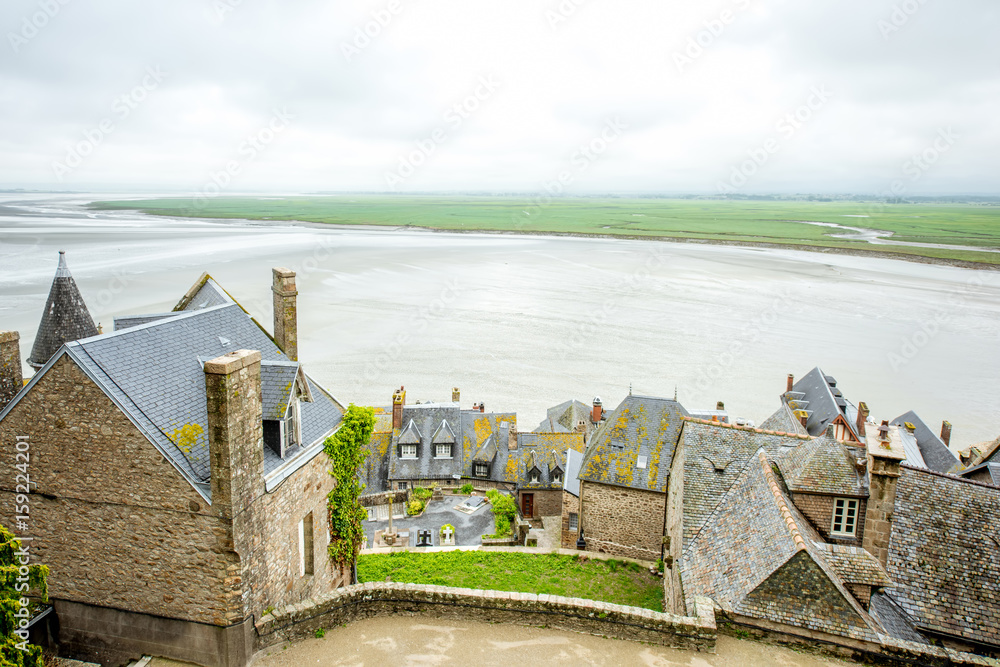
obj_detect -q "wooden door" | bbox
[522,493,534,518]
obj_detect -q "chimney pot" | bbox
[271,267,298,361]
[786,374,794,393]
[940,420,952,447]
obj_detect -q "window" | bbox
[435,443,452,458]
[397,481,408,490]
[831,498,859,537]
[298,513,314,576]
[474,462,488,477]
[568,513,579,531]
[528,472,540,483]
[401,443,417,458]
[553,471,563,484]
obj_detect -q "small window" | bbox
[474,462,488,477]
[553,471,563,484]
[397,481,408,491]
[831,498,859,537]
[528,471,540,484]
[568,513,579,531]
[435,443,452,458]
[298,513,314,576]
[401,443,417,459]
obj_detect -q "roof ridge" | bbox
[758,451,806,550]
[901,463,1000,490]
[683,416,813,440]
[66,303,236,344]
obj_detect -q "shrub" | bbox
[412,486,433,501]
[459,483,474,494]
[407,500,424,516]
[485,488,500,504]
[489,493,517,536]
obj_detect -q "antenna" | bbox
[674,385,678,401]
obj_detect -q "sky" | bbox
[1,0,998,194]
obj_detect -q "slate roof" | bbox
[360,431,393,495]
[971,437,1000,467]
[260,360,299,421]
[679,420,811,545]
[28,251,99,369]
[959,461,1000,486]
[680,451,883,642]
[387,404,463,480]
[786,367,863,441]
[536,399,591,433]
[890,411,959,474]
[564,448,584,497]
[773,436,867,497]
[579,395,688,492]
[114,313,177,331]
[814,543,892,587]
[759,402,809,436]
[868,592,929,645]
[885,466,1000,648]
[516,432,585,490]
[174,273,236,311]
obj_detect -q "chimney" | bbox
[786,373,794,393]
[940,420,952,447]
[452,387,460,403]
[271,267,298,361]
[592,397,603,423]
[856,402,869,438]
[864,423,905,568]
[205,349,264,522]
[478,402,485,413]
[716,401,725,411]
[795,410,808,428]
[0,331,23,411]
[392,386,406,430]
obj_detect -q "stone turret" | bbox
[28,251,99,369]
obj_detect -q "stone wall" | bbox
[560,491,580,549]
[256,582,717,653]
[664,437,685,614]
[580,481,665,562]
[0,331,22,411]
[790,493,867,547]
[864,455,902,567]
[517,488,561,519]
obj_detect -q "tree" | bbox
[325,404,376,570]
[0,524,47,667]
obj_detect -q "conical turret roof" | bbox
[28,251,99,369]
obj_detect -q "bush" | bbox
[489,493,517,536]
[407,500,424,516]
[459,483,474,494]
[485,488,500,504]
[412,486,433,501]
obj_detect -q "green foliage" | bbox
[314,628,325,639]
[0,524,48,667]
[438,524,454,537]
[406,500,424,516]
[655,559,664,573]
[459,483,474,494]
[357,551,664,611]
[484,489,500,503]
[411,486,432,501]
[325,404,376,568]
[488,493,517,537]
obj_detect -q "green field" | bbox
[91,196,1000,265]
[357,551,665,611]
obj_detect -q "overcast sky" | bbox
[1,0,998,194]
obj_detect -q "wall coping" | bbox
[359,545,657,567]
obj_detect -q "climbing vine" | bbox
[0,523,48,667]
[325,404,376,569]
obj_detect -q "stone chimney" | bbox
[592,397,603,423]
[0,331,23,412]
[271,267,298,361]
[856,402,869,438]
[940,420,952,447]
[716,401,725,411]
[786,373,794,393]
[864,422,905,567]
[452,387,460,403]
[392,386,406,430]
[205,349,264,522]
[478,402,485,413]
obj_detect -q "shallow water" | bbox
[1,194,998,447]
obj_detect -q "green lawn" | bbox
[357,550,665,612]
[90,195,1000,265]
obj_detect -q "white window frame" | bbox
[401,443,418,459]
[474,462,488,477]
[298,513,314,577]
[435,442,452,459]
[568,513,579,531]
[831,498,859,537]
[552,470,563,484]
[528,471,540,484]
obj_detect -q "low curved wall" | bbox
[255,582,717,652]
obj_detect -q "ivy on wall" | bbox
[0,524,48,667]
[325,404,376,568]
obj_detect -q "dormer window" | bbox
[552,470,563,484]
[831,498,859,537]
[401,443,417,459]
[474,462,488,477]
[435,442,452,458]
[528,470,540,484]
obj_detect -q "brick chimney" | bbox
[0,331,22,412]
[478,402,485,413]
[716,401,725,411]
[452,387,460,403]
[795,410,808,428]
[940,420,952,447]
[786,373,794,393]
[592,397,603,423]
[392,386,406,430]
[271,267,298,361]
[856,402,869,438]
[864,422,905,567]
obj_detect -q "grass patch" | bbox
[357,551,664,611]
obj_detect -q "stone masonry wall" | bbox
[664,436,685,614]
[790,493,867,547]
[864,456,901,567]
[0,331,22,411]
[256,582,717,653]
[581,481,665,562]
[560,491,580,549]
[518,488,561,519]
[0,355,232,625]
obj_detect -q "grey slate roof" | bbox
[885,466,1000,648]
[579,395,688,492]
[114,313,177,331]
[260,360,299,421]
[564,448,584,497]
[868,592,929,645]
[387,404,463,481]
[28,251,99,369]
[814,542,892,587]
[773,436,867,497]
[787,367,863,441]
[959,461,1000,486]
[759,402,809,436]
[890,411,959,474]
[175,274,236,311]
[515,433,584,490]
[536,399,590,433]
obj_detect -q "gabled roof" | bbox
[579,395,688,492]
[536,399,590,433]
[759,402,809,436]
[399,420,422,444]
[787,367,863,442]
[473,435,498,463]
[432,420,456,444]
[814,543,891,588]
[28,251,99,369]
[114,313,177,331]
[514,432,584,490]
[174,273,236,311]
[890,411,958,474]
[886,466,1000,648]
[260,360,300,421]
[773,436,867,496]
[386,404,462,481]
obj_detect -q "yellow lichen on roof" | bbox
[168,423,204,454]
[473,416,492,445]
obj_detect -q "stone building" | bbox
[574,394,688,561]
[0,269,348,667]
[514,432,584,522]
[889,410,959,474]
[957,436,1000,485]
